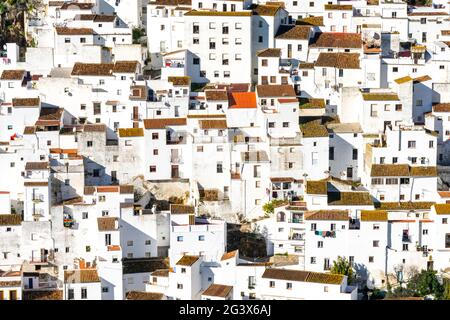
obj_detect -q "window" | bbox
[177,236,183,242]
[318,241,323,248]
[369,256,374,263]
[149,166,156,172]
[269,281,275,288]
[217,162,223,173]
[392,67,398,73]
[85,245,91,252]
[446,233,450,248]
[197,146,203,152]
[443,218,447,224]
[258,36,263,43]
[153,149,158,155]
[423,229,428,235]
[198,235,205,241]
[193,23,199,34]
[286,282,292,290]
[235,54,242,61]
[209,22,216,29]
[331,223,336,231]
[311,223,317,231]
[373,240,379,247]
[403,244,409,251]
[64,38,70,43]
[224,71,230,78]
[373,224,380,230]
[310,257,316,264]
[68,289,74,300]
[193,58,200,65]
[339,69,343,77]
[102,287,109,293]
[255,199,261,205]
[193,38,199,44]
[352,149,358,160]
[393,157,398,164]
[93,169,100,177]
[181,268,186,274]
[127,240,133,246]
[87,141,93,147]
[152,133,159,140]
[395,104,402,111]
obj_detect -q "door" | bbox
[28,278,33,289]
[347,167,353,179]
[427,260,434,271]
[171,165,179,179]
[9,290,17,300]
[133,106,138,121]
[111,171,117,183]
[105,234,111,246]
[287,44,292,58]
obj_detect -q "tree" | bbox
[262,199,287,215]
[406,270,444,299]
[330,256,354,283]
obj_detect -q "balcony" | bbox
[289,234,304,241]
[270,134,302,146]
[32,195,44,203]
[170,156,183,164]
[166,134,186,145]
[63,219,75,228]
[402,236,411,243]
[193,136,227,144]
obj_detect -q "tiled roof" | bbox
[25,162,49,171]
[276,25,311,40]
[0,281,21,287]
[71,63,115,76]
[151,269,169,277]
[120,185,134,194]
[170,204,195,214]
[310,32,362,48]
[202,284,233,298]
[126,291,164,300]
[434,204,450,215]
[118,128,144,137]
[149,0,192,6]
[23,290,63,300]
[143,118,187,129]
[77,14,116,22]
[0,214,22,226]
[300,120,329,137]
[256,84,296,97]
[361,210,388,221]
[184,10,252,16]
[325,4,352,10]
[205,90,228,101]
[176,255,200,266]
[61,2,94,10]
[408,12,449,16]
[24,126,36,134]
[304,210,349,221]
[228,92,257,109]
[315,52,360,69]
[257,48,282,57]
[413,75,431,83]
[83,124,106,132]
[114,61,139,73]
[0,70,25,80]
[123,258,168,274]
[12,98,40,107]
[251,4,282,16]
[362,92,400,101]
[64,269,100,283]
[375,202,435,211]
[221,250,238,261]
[198,119,227,129]
[306,180,327,195]
[167,76,191,86]
[371,164,437,177]
[97,217,118,231]
[326,122,362,133]
[296,16,324,26]
[433,103,450,112]
[55,27,94,35]
[24,181,48,187]
[298,62,315,69]
[394,76,413,84]
[328,192,374,206]
[262,268,344,284]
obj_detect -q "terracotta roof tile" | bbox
[126,291,164,300]
[12,98,40,107]
[370,164,410,177]
[361,210,388,221]
[64,269,100,283]
[328,192,373,206]
[276,25,311,40]
[184,10,251,16]
[176,255,200,266]
[300,120,329,137]
[119,128,144,137]
[362,93,400,101]
[304,210,349,221]
[433,103,450,112]
[251,4,282,16]
[83,124,106,132]
[434,204,450,215]
[168,76,191,86]
[256,84,296,98]
[205,90,228,101]
[221,250,238,261]
[119,185,134,194]
[25,162,48,171]
[0,214,21,226]
[296,16,324,26]
[324,4,352,10]
[0,70,25,80]
[310,32,362,48]
[198,119,227,129]
[114,61,139,73]
[23,290,63,300]
[375,202,435,211]
[55,27,94,35]
[72,63,115,76]
[315,52,360,69]
[170,204,195,214]
[228,92,257,109]
[306,180,327,195]
[123,258,168,274]
[257,48,282,57]
[262,268,344,284]
[143,118,187,129]
[202,284,233,298]
[61,2,94,10]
